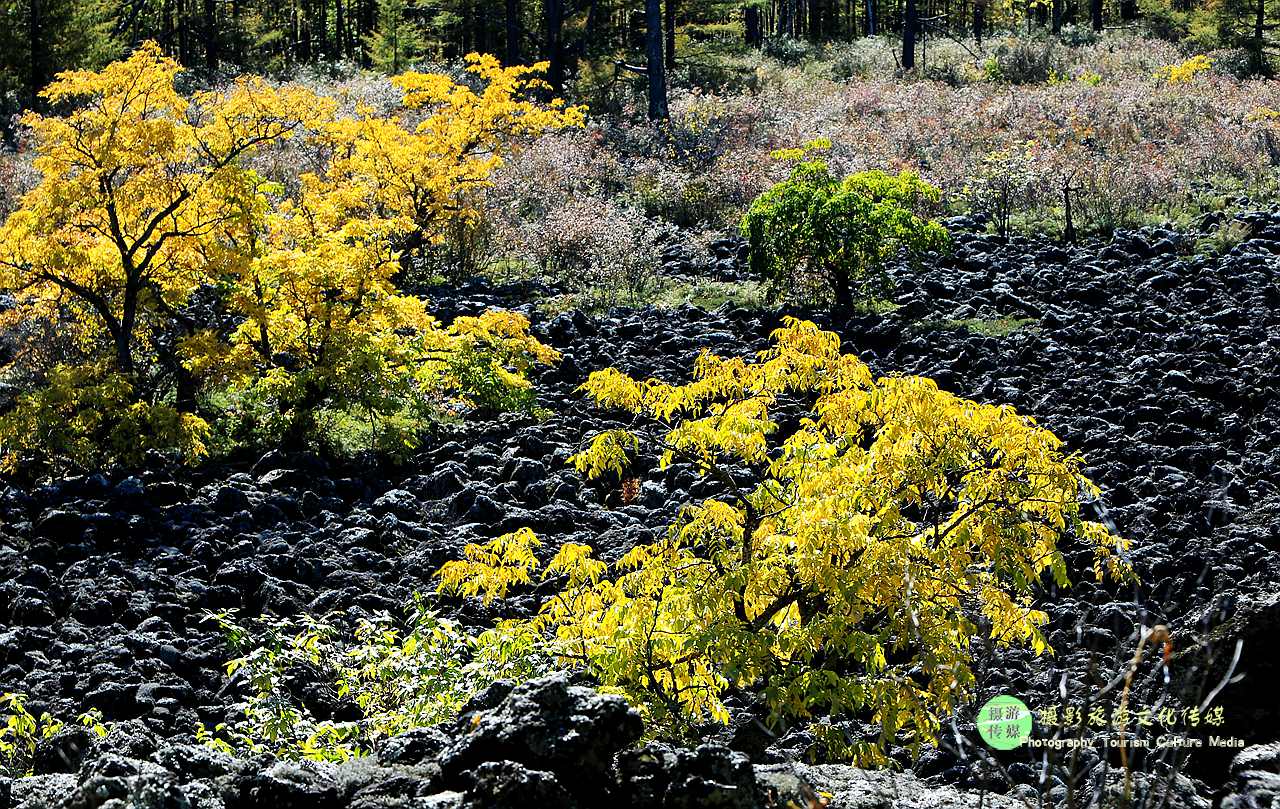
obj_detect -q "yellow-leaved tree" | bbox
[319,53,584,256]
[0,43,577,472]
[440,318,1132,762]
[0,43,326,469]
[209,55,579,447]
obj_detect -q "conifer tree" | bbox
[364,0,427,74]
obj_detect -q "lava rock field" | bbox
[2,212,1280,808]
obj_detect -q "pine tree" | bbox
[364,0,426,74]
[0,0,118,113]
[1211,0,1277,73]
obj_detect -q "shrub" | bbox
[964,146,1036,238]
[657,92,741,171]
[439,318,1133,760]
[517,197,666,306]
[1141,0,1193,42]
[634,170,720,228]
[1057,23,1101,47]
[0,43,574,470]
[1,694,107,778]
[1,693,63,778]
[741,141,949,309]
[763,37,818,66]
[212,306,560,451]
[1156,54,1215,84]
[411,202,500,286]
[0,365,209,476]
[825,38,898,81]
[491,34,1279,252]
[983,36,1064,84]
[203,598,551,760]
[318,53,585,257]
[0,43,328,383]
[0,148,35,221]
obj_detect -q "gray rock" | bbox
[441,673,642,802]
[1223,743,1280,809]
[12,774,77,808]
[375,726,451,766]
[460,761,575,809]
[371,489,419,519]
[755,763,1026,809]
[240,760,339,806]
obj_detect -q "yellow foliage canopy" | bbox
[0,43,578,469]
[0,42,328,374]
[440,318,1132,761]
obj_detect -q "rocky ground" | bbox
[2,211,1280,808]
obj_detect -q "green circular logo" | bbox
[977,695,1032,750]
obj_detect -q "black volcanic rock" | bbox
[440,673,643,802]
[3,214,1280,804]
[616,743,756,809]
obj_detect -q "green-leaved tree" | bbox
[742,140,949,310]
[365,0,428,73]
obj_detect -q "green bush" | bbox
[1140,0,1192,42]
[983,36,1064,84]
[203,597,552,761]
[1,693,108,778]
[763,36,819,65]
[1057,23,1101,47]
[0,364,209,476]
[741,140,950,309]
[964,147,1036,238]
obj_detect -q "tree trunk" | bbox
[334,0,345,60]
[360,0,376,65]
[973,0,985,43]
[162,0,174,51]
[1063,183,1077,243]
[319,0,331,59]
[546,0,565,93]
[505,0,521,64]
[117,293,137,378]
[174,356,198,412]
[664,0,676,67]
[1052,0,1062,32]
[584,0,599,47]
[865,0,875,34]
[745,4,762,46]
[1090,0,1103,31]
[902,0,917,69]
[645,0,669,119]
[830,267,853,310]
[232,0,245,63]
[203,0,217,72]
[281,382,321,449]
[27,0,43,108]
[474,0,490,56]
[1253,0,1266,74]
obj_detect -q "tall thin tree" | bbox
[902,0,917,69]
[545,0,564,92]
[646,0,668,118]
[505,0,521,64]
